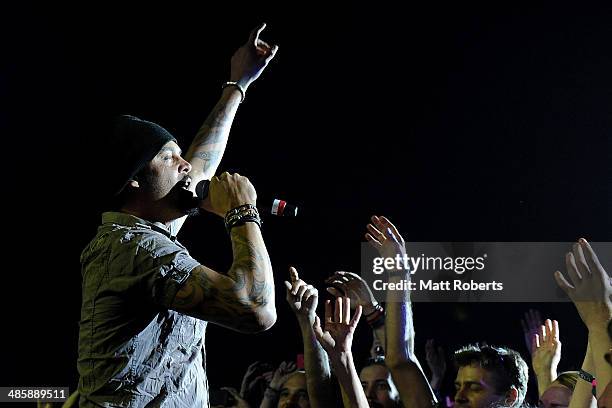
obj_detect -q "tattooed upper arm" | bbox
[170,264,273,333]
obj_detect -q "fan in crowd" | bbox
[206,217,611,408]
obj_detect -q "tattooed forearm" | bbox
[185,92,241,176]
[192,103,233,147]
[248,277,269,307]
[193,151,222,171]
[227,231,271,307]
[194,151,221,161]
[170,224,275,332]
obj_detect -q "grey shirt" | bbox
[78,212,208,407]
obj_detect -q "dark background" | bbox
[3,1,611,403]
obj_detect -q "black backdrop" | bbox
[3,1,611,401]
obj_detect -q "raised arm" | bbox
[260,361,297,408]
[186,23,277,181]
[170,173,276,333]
[425,339,447,394]
[530,318,561,397]
[313,297,368,408]
[521,309,544,356]
[567,341,597,408]
[172,24,278,233]
[366,215,437,408]
[284,267,335,408]
[554,239,612,399]
[325,271,386,350]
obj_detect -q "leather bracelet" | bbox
[222,81,246,103]
[225,204,261,232]
[226,209,259,226]
[225,203,257,217]
[364,303,383,317]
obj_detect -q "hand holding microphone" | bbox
[197,173,297,218]
[199,172,257,218]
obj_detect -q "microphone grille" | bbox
[195,180,210,200]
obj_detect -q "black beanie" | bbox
[107,115,177,196]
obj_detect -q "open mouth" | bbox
[175,176,200,216]
[178,176,192,191]
[368,400,384,408]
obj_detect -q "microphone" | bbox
[195,180,298,217]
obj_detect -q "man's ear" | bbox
[504,386,519,406]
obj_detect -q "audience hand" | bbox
[531,319,561,384]
[285,267,318,327]
[521,309,544,355]
[425,339,447,389]
[325,271,379,315]
[313,297,362,357]
[268,361,297,391]
[554,239,612,330]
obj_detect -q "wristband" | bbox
[366,306,384,322]
[222,81,246,103]
[225,204,261,232]
[366,305,385,329]
[365,303,383,318]
[578,369,597,396]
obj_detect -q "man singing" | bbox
[77,24,278,407]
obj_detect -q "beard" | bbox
[154,174,200,218]
[174,185,201,217]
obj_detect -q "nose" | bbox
[454,387,468,404]
[287,392,300,405]
[366,384,377,400]
[178,156,191,174]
